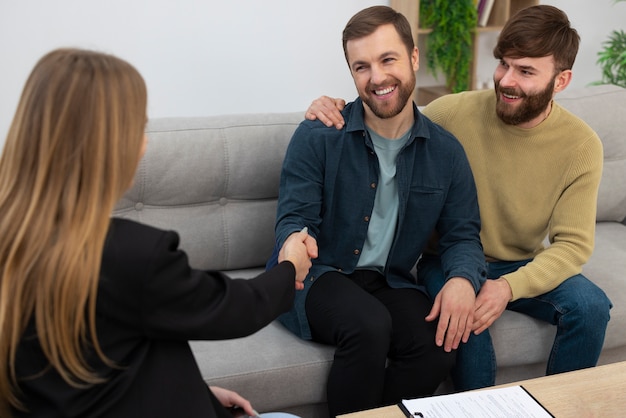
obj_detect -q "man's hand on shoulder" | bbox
[426,277,476,352]
[472,278,513,335]
[305,96,346,130]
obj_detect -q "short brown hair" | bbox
[493,5,580,73]
[342,5,414,63]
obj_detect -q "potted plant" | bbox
[596,0,626,88]
[420,0,477,93]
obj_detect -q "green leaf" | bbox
[420,0,477,92]
[596,29,626,88]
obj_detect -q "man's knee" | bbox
[577,289,612,327]
[560,277,612,327]
[434,345,456,372]
[330,306,393,354]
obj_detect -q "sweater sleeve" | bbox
[503,134,603,299]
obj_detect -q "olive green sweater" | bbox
[423,89,603,300]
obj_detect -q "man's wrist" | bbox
[497,277,514,301]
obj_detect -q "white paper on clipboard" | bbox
[400,385,553,418]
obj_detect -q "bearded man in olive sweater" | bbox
[305,5,612,391]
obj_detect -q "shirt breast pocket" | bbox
[407,186,445,213]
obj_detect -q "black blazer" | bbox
[14,218,296,417]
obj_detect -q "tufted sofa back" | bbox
[555,85,626,224]
[113,112,302,271]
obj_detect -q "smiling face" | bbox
[493,55,571,128]
[346,23,419,122]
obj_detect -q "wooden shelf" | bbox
[416,86,451,107]
[390,0,539,105]
[475,26,505,33]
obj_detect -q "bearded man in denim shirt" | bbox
[267,6,486,417]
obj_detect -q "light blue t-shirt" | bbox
[356,125,412,272]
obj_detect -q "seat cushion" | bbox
[191,322,334,412]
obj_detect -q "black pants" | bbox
[306,270,455,417]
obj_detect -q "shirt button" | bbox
[370,183,376,189]
[353,249,360,255]
[364,216,370,222]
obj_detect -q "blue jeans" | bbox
[417,255,612,391]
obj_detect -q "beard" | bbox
[495,76,555,125]
[360,71,415,119]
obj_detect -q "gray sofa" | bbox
[113,85,626,418]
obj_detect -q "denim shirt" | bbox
[270,98,486,339]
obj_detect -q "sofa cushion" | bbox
[581,222,626,350]
[190,322,334,412]
[556,85,626,223]
[114,113,302,270]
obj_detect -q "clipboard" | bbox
[397,385,554,418]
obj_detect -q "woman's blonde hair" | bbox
[0,48,147,415]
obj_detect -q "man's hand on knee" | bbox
[426,277,476,352]
[472,278,512,334]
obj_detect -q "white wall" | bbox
[543,0,626,88]
[0,0,384,144]
[1,1,625,146]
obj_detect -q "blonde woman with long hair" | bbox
[0,48,314,418]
